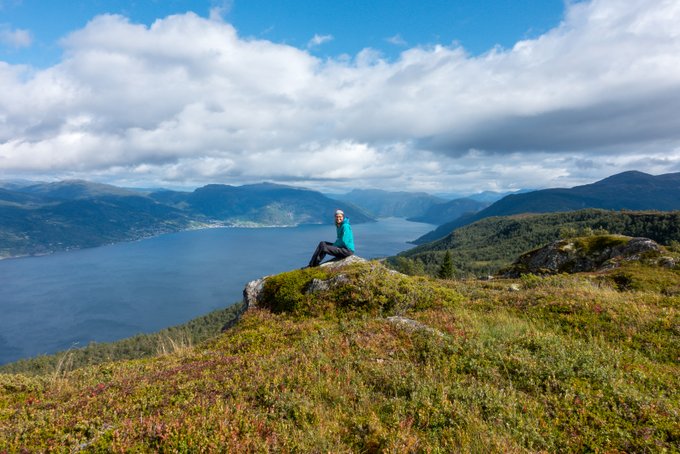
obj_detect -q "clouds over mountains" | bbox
[1,0,680,192]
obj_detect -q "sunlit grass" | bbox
[1,260,678,452]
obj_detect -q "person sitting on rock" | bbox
[308,209,355,267]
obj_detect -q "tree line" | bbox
[389,209,680,278]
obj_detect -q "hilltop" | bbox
[1,250,678,451]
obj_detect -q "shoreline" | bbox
[0,221,327,262]
[0,217,396,262]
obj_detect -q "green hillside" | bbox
[414,171,680,244]
[394,209,680,277]
[0,195,192,258]
[1,258,678,452]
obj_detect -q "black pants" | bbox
[309,241,353,267]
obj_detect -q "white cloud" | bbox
[0,24,32,48]
[386,34,407,46]
[307,33,333,49]
[209,0,233,20]
[1,0,680,193]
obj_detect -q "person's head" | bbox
[334,209,344,225]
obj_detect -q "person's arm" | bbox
[334,223,354,251]
[333,224,346,248]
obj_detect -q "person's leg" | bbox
[309,241,354,267]
[309,241,334,267]
[324,245,353,261]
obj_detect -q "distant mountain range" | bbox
[15,180,140,199]
[3,171,679,259]
[407,198,489,225]
[334,188,489,223]
[0,180,372,259]
[149,182,372,226]
[334,189,446,218]
[414,171,680,244]
[464,189,532,203]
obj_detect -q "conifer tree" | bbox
[438,250,454,279]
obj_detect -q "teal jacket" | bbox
[333,218,355,252]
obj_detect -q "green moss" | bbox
[260,267,329,314]
[604,261,680,293]
[259,262,464,317]
[572,234,630,255]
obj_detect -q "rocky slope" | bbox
[502,234,675,277]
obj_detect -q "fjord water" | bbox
[0,218,433,365]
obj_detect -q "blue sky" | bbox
[1,0,680,194]
[2,0,564,66]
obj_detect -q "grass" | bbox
[0,303,245,376]
[1,259,678,452]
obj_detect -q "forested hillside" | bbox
[414,171,680,244]
[394,209,680,277]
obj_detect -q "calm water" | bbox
[0,218,433,364]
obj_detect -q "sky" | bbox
[1,0,680,195]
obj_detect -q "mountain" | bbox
[466,190,528,203]
[16,179,141,200]
[0,179,44,190]
[0,181,374,258]
[1,257,677,451]
[152,182,373,225]
[407,197,488,225]
[336,189,445,218]
[413,212,483,245]
[414,171,680,244]
[0,187,46,207]
[479,171,680,214]
[0,194,192,258]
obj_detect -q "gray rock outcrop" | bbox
[502,235,663,277]
[242,255,366,310]
[306,274,351,294]
[319,255,366,269]
[243,276,269,310]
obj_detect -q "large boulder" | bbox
[502,235,663,277]
[242,255,366,310]
[319,254,367,269]
[243,276,270,310]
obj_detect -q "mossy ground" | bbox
[1,261,678,452]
